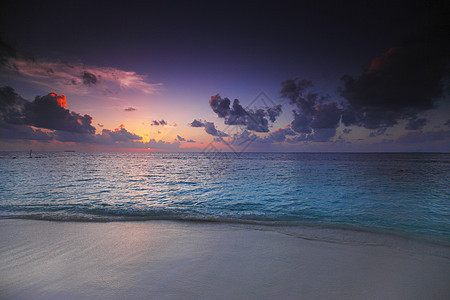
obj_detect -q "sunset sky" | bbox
[1,0,449,152]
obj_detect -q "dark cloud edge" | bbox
[0,86,181,150]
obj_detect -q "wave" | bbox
[1,208,298,224]
[2,209,449,252]
[2,216,449,262]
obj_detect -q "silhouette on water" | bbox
[12,149,41,159]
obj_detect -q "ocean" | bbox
[1,152,449,240]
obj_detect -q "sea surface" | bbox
[0,152,449,240]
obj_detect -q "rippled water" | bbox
[0,152,449,238]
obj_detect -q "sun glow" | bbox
[50,92,67,108]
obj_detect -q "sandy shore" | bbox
[0,219,449,299]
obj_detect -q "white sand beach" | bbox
[0,219,449,299]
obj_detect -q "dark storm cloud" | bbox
[339,25,449,131]
[0,87,182,149]
[82,71,97,86]
[280,79,315,111]
[124,107,136,112]
[223,124,314,146]
[223,125,337,147]
[0,38,14,56]
[368,128,387,138]
[202,80,342,144]
[0,86,99,142]
[203,122,228,137]
[310,103,341,129]
[266,126,296,143]
[189,119,204,127]
[285,128,338,143]
[188,119,228,137]
[274,17,448,144]
[100,125,141,143]
[52,130,95,143]
[224,130,263,146]
[0,122,53,141]
[0,86,95,134]
[280,79,341,141]
[281,25,449,142]
[209,94,282,132]
[405,117,427,130]
[176,135,195,143]
[50,125,142,145]
[276,15,449,144]
[0,38,19,69]
[53,124,141,144]
[27,94,95,134]
[0,86,19,107]
[53,125,180,151]
[151,119,167,126]
[0,39,160,95]
[308,128,338,142]
[0,86,26,119]
[267,105,282,122]
[396,130,450,144]
[145,139,181,150]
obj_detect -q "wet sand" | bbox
[0,219,449,299]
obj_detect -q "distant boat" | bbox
[28,149,32,158]
[64,150,76,152]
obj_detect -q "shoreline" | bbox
[1,219,449,299]
[2,215,449,248]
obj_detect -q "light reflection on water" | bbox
[0,152,449,237]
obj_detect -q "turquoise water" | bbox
[0,152,449,239]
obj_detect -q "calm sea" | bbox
[1,152,449,239]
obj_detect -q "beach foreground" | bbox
[0,220,449,299]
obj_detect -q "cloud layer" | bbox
[0,87,180,150]
[177,135,195,143]
[339,28,449,131]
[0,46,161,95]
[279,26,449,143]
[1,86,95,134]
[209,94,282,132]
[280,79,341,142]
[151,120,167,126]
[189,119,228,137]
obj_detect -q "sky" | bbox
[0,0,449,152]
